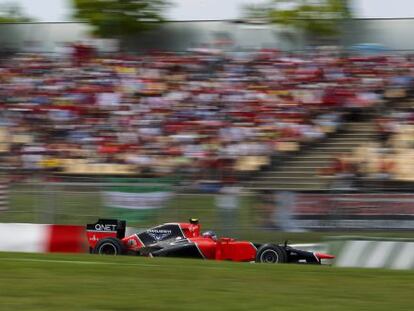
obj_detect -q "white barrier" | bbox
[0,223,85,253]
[0,223,49,252]
[331,238,414,270]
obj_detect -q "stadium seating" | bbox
[1,50,412,186]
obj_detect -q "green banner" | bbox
[102,178,175,222]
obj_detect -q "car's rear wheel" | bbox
[255,244,287,264]
[93,237,124,255]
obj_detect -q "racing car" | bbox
[86,218,334,264]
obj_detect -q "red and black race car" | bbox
[86,219,334,264]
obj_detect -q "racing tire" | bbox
[93,237,125,256]
[255,244,287,264]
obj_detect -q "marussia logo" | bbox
[147,229,172,241]
[90,235,99,241]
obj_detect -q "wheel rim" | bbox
[260,250,279,263]
[98,243,117,255]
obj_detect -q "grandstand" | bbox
[1,49,411,188]
[1,46,414,232]
[249,119,378,191]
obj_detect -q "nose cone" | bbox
[315,252,336,260]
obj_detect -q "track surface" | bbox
[0,252,413,311]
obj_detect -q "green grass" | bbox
[0,252,412,311]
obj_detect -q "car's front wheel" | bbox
[93,237,124,255]
[255,244,287,264]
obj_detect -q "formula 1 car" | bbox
[86,219,334,264]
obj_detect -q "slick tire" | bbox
[255,244,287,264]
[93,237,125,255]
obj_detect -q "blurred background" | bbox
[1,0,414,243]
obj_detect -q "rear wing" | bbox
[86,219,126,249]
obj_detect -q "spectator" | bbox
[1,49,406,183]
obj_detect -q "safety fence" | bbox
[1,182,414,234]
[293,193,414,230]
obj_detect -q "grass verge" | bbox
[0,252,412,311]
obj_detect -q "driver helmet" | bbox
[202,231,217,241]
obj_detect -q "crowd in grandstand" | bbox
[324,94,414,188]
[348,107,414,183]
[0,47,413,182]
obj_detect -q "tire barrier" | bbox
[329,237,414,270]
